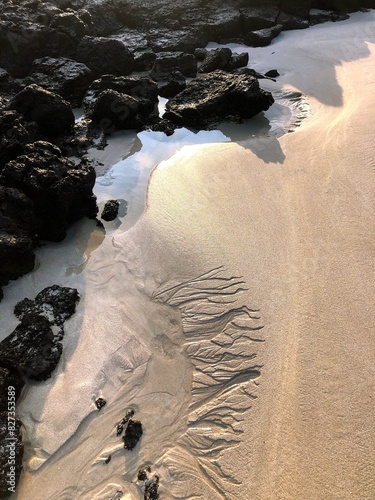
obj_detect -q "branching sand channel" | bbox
[152,267,264,499]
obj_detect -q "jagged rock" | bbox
[14,285,80,337]
[277,11,310,30]
[148,28,207,54]
[150,51,197,80]
[240,5,279,31]
[198,48,232,73]
[27,57,94,107]
[244,24,284,47]
[89,90,154,132]
[0,411,23,499]
[137,467,160,500]
[0,186,36,297]
[95,398,106,410]
[0,285,80,380]
[204,8,242,41]
[157,71,186,98]
[226,52,249,71]
[0,141,97,242]
[309,9,350,25]
[265,69,280,78]
[194,48,208,61]
[101,200,119,221]
[123,419,143,450]
[7,84,75,138]
[164,70,274,130]
[0,313,62,380]
[83,75,158,112]
[76,36,135,76]
[112,31,156,71]
[0,111,40,171]
[49,11,87,42]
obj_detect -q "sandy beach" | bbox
[1,10,375,499]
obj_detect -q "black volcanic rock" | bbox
[0,411,23,499]
[0,141,97,242]
[7,84,75,138]
[123,420,143,451]
[164,70,274,130]
[0,285,80,380]
[157,71,186,98]
[0,186,36,297]
[244,24,284,47]
[227,52,249,71]
[198,48,232,73]
[27,57,94,107]
[101,200,120,221]
[76,36,135,76]
[150,51,197,80]
[0,111,40,171]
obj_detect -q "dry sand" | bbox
[2,10,375,500]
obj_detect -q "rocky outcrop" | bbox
[157,71,186,98]
[198,48,232,73]
[150,51,197,80]
[0,186,36,297]
[26,57,94,107]
[0,111,39,171]
[163,70,274,129]
[84,75,159,132]
[7,85,75,138]
[76,36,135,76]
[0,141,97,242]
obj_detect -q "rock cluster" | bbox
[0,285,80,498]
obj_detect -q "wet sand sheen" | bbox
[8,10,375,499]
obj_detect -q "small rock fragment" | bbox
[95,398,106,410]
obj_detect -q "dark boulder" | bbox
[198,48,232,73]
[226,52,249,71]
[0,111,40,171]
[27,57,94,107]
[163,70,274,130]
[7,84,75,138]
[265,69,280,78]
[194,48,208,61]
[49,11,87,42]
[0,141,97,242]
[123,419,143,451]
[277,11,310,30]
[240,6,279,31]
[309,9,350,25]
[204,8,242,42]
[89,90,153,132]
[0,285,80,380]
[112,31,156,71]
[150,51,197,80]
[0,313,63,380]
[76,36,135,76]
[157,71,186,98]
[148,28,207,54]
[0,411,23,499]
[101,200,120,221]
[0,186,36,296]
[244,24,283,47]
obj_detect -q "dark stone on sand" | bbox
[27,57,94,107]
[150,52,197,80]
[0,411,23,499]
[164,70,274,130]
[0,313,62,380]
[123,419,143,450]
[226,52,249,71]
[7,84,75,138]
[95,398,106,410]
[265,69,280,78]
[194,48,208,61]
[101,200,120,221]
[14,285,80,336]
[137,466,160,500]
[0,141,97,242]
[76,36,135,76]
[198,48,232,73]
[0,285,80,380]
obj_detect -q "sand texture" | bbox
[1,10,375,500]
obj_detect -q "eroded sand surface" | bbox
[2,10,375,500]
